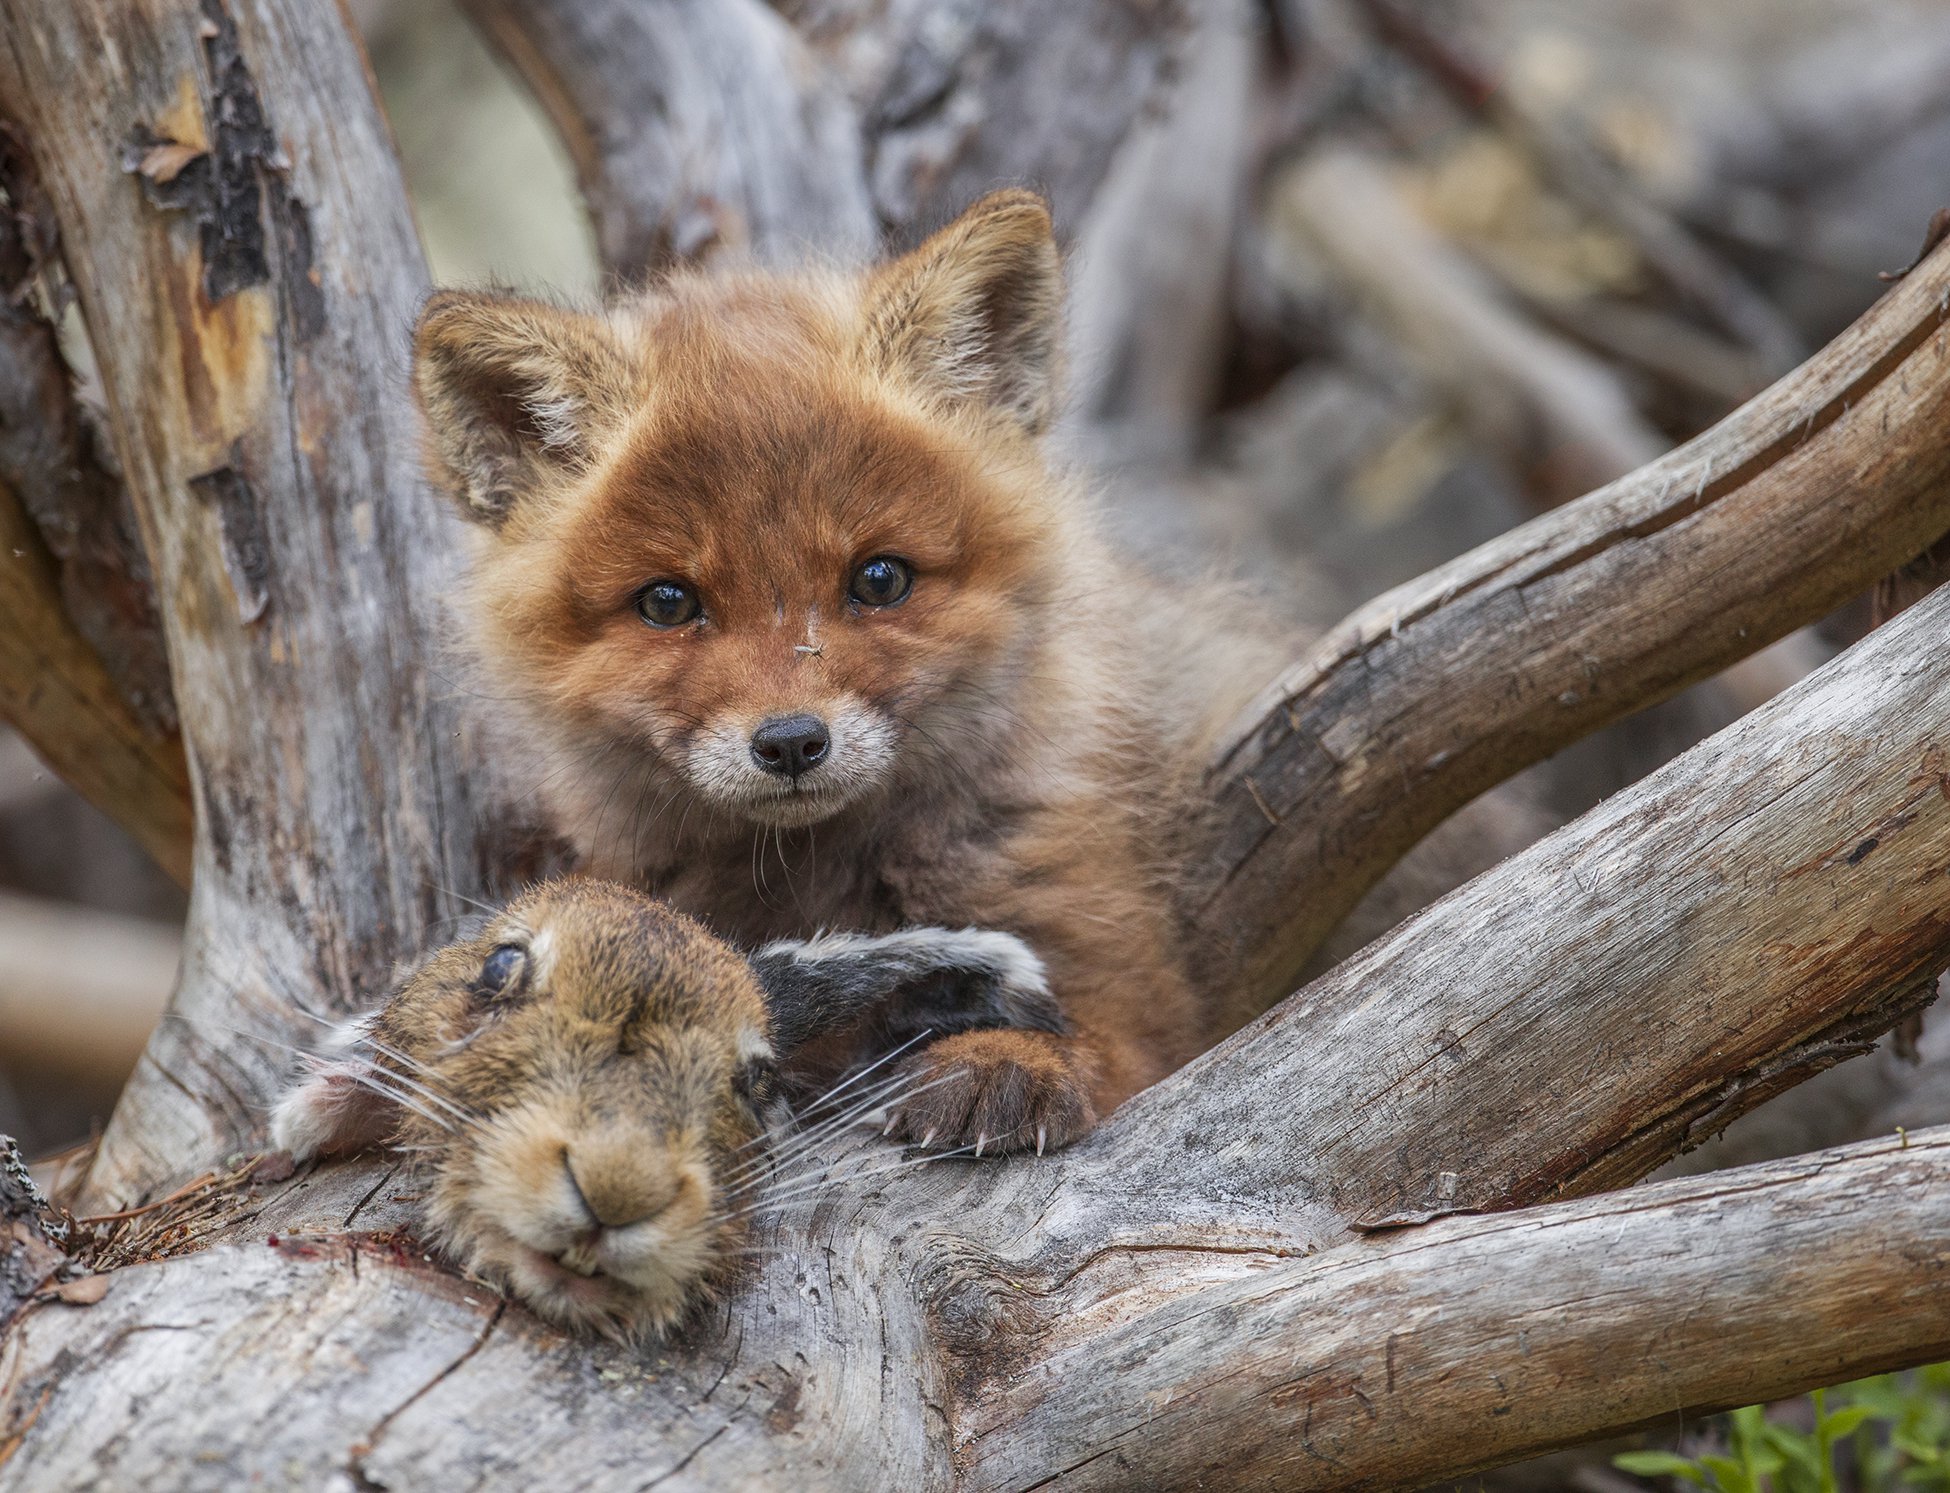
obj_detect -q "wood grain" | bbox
[0,479,191,884]
[459,0,875,277]
[0,0,553,1209]
[1196,232,1950,1022]
[960,1127,1950,1491]
[462,0,1194,266]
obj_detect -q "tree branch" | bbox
[0,127,190,879]
[1032,579,1950,1252]
[960,1126,1950,1491]
[1197,233,1950,1021]
[457,0,876,277]
[0,477,190,885]
[0,0,554,1208]
[462,0,1197,278]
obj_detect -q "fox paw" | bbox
[884,1030,1095,1156]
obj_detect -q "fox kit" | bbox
[411,191,1287,1154]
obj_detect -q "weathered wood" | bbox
[8,4,1950,1486]
[1274,142,1666,502]
[1348,0,1806,375]
[1197,231,1950,1022]
[1035,579,1950,1252]
[0,0,550,1209]
[0,124,178,746]
[464,0,1197,274]
[458,0,876,277]
[0,478,192,885]
[5,554,1947,1490]
[958,1127,1950,1492]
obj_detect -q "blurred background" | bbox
[6,0,1949,1196]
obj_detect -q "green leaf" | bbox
[1613,1450,1711,1485]
[1700,1452,1755,1493]
[1821,1405,1875,1442]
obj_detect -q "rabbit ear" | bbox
[268,1015,401,1161]
[749,927,1065,1056]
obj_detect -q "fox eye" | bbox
[473,943,529,1006]
[636,579,701,628]
[848,556,913,608]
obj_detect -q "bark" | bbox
[1196,228,1950,1023]
[0,476,191,885]
[0,130,190,878]
[959,1127,1950,1492]
[6,556,1949,1491]
[5,2,1950,1487]
[457,0,876,276]
[0,0,555,1210]
[461,0,1197,276]
[0,125,177,742]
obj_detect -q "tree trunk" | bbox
[0,0,555,1211]
[3,1,1950,1488]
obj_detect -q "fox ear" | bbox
[411,290,634,526]
[862,190,1064,435]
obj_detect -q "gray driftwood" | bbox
[2,1,1950,1488]
[5,581,1950,1487]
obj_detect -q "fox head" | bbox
[412,192,1078,833]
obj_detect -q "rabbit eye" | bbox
[732,1057,778,1107]
[473,943,529,1005]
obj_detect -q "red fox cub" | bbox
[411,191,1287,1154]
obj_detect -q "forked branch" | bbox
[1197,234,1950,1021]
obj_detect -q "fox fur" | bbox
[412,191,1290,1153]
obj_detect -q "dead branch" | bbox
[0,480,191,885]
[5,469,1947,1492]
[0,128,175,743]
[1348,0,1805,374]
[462,0,1198,276]
[4,4,1950,1488]
[456,0,875,276]
[1197,230,1950,1023]
[0,891,177,1081]
[1273,141,1667,502]
[959,1126,1950,1491]
[0,133,189,879]
[0,0,553,1209]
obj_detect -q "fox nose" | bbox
[750,714,830,779]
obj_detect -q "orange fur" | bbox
[412,192,1290,1153]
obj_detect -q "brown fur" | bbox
[411,192,1290,1153]
[273,879,778,1341]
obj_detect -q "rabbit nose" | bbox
[561,1152,667,1231]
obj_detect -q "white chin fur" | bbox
[681,697,896,826]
